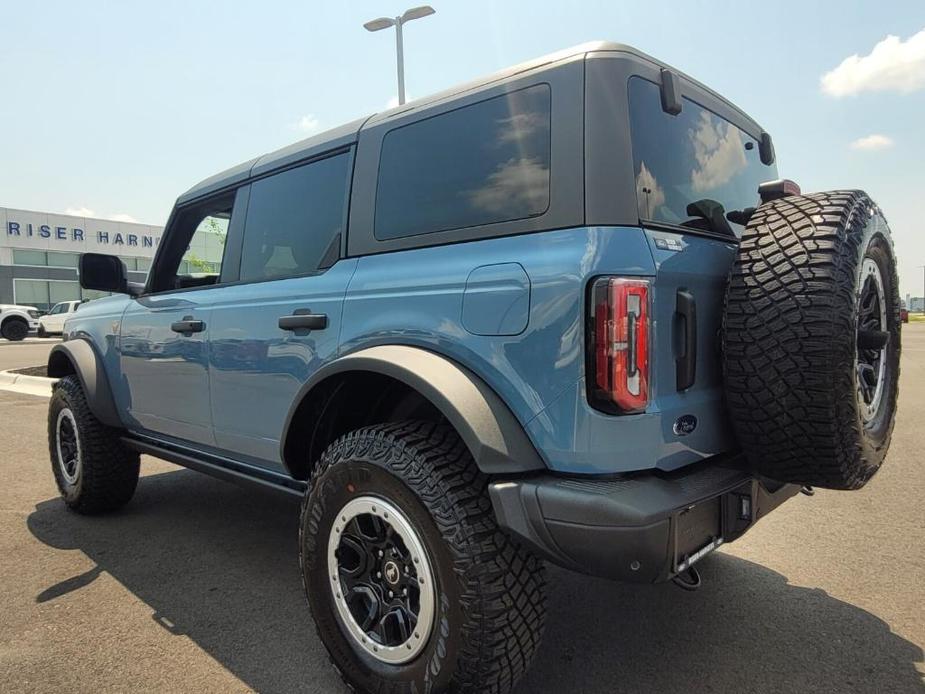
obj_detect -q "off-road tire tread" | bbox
[49,375,140,513]
[723,190,900,490]
[301,420,547,694]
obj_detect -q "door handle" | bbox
[170,318,206,334]
[279,311,328,332]
[675,290,697,391]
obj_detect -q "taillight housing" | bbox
[588,277,650,414]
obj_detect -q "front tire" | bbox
[48,375,140,513]
[300,421,547,694]
[2,318,29,341]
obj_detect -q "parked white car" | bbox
[37,300,84,337]
[0,304,41,341]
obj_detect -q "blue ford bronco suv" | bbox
[46,43,900,694]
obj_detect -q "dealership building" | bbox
[1,207,224,311]
[0,207,162,310]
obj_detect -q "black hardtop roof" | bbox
[177,41,763,206]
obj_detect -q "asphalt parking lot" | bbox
[0,331,922,693]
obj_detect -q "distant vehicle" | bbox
[37,300,84,337]
[0,303,41,341]
[45,42,902,694]
[900,301,909,323]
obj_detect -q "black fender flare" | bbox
[47,340,122,428]
[282,345,547,475]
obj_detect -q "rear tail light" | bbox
[588,277,650,413]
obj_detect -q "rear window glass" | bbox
[375,84,551,240]
[628,76,777,236]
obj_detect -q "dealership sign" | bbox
[7,221,158,249]
[2,208,162,257]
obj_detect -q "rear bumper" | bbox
[489,455,798,583]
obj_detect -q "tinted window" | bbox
[375,84,551,240]
[240,153,350,281]
[628,76,777,236]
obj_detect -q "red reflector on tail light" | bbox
[589,277,650,413]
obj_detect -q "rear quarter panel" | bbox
[339,226,658,474]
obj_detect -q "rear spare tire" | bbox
[723,190,900,490]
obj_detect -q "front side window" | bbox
[149,195,232,292]
[49,303,68,315]
[375,84,552,240]
[183,215,228,275]
[628,76,778,236]
[239,152,350,282]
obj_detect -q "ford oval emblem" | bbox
[673,415,697,436]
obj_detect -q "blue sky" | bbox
[2,1,924,297]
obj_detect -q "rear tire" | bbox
[300,421,547,694]
[2,317,29,341]
[48,375,140,513]
[723,190,900,490]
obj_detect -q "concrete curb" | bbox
[0,370,56,398]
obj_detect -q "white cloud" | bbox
[108,213,139,223]
[689,112,747,193]
[64,206,95,217]
[850,134,895,151]
[295,114,322,135]
[821,28,925,96]
[468,157,548,214]
[494,112,547,144]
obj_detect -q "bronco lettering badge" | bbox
[673,415,697,436]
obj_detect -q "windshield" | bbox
[627,76,778,237]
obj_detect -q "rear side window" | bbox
[375,84,551,240]
[240,152,350,281]
[628,76,777,236]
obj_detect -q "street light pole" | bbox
[364,5,435,106]
[395,19,405,105]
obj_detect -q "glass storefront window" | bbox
[13,279,110,311]
[46,252,79,268]
[12,250,82,267]
[14,279,83,311]
[13,279,50,309]
[12,250,48,266]
[12,250,152,274]
[49,281,81,304]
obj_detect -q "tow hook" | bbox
[672,565,701,592]
[800,485,815,497]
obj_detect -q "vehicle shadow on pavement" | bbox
[27,468,923,694]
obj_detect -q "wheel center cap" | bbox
[383,560,400,586]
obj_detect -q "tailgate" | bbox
[644,227,739,469]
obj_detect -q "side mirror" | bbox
[79,253,141,296]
